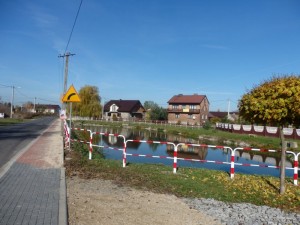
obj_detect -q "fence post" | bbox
[230,149,235,179]
[123,141,127,167]
[89,131,93,160]
[64,120,70,149]
[173,144,178,174]
[294,153,299,186]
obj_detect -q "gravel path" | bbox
[67,176,300,225]
[67,177,221,225]
[185,198,300,225]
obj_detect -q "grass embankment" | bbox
[73,120,300,151]
[65,130,300,213]
[0,118,25,126]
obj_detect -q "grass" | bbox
[65,130,300,213]
[73,120,300,152]
[0,118,25,126]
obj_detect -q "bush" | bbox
[203,121,212,130]
[112,114,118,121]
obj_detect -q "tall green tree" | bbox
[238,75,300,194]
[144,101,167,121]
[73,85,102,118]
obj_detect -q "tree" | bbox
[238,75,300,194]
[0,101,10,116]
[144,101,158,110]
[144,101,167,121]
[23,101,34,112]
[73,85,102,118]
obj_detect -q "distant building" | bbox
[167,94,209,125]
[209,111,239,122]
[35,104,61,114]
[103,100,145,121]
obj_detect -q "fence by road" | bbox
[63,120,300,186]
[216,122,300,140]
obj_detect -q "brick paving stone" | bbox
[0,119,64,225]
[0,163,61,225]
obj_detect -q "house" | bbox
[209,111,239,122]
[35,104,61,115]
[103,100,146,121]
[167,94,209,125]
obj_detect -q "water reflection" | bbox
[83,125,295,178]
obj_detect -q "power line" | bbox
[9,87,58,104]
[15,88,30,99]
[0,83,12,88]
[64,0,83,54]
[36,98,59,104]
[59,0,82,110]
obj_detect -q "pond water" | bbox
[84,126,296,178]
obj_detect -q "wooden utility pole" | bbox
[58,52,75,110]
[10,86,15,118]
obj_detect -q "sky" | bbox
[1,0,300,111]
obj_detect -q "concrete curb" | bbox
[59,167,68,225]
[59,121,68,225]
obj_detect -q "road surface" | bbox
[0,116,56,168]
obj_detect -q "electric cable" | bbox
[64,0,83,54]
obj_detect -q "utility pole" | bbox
[34,97,36,113]
[10,86,15,118]
[227,99,231,119]
[58,52,75,110]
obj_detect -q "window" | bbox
[172,105,178,109]
[110,104,118,112]
[175,113,180,118]
[189,105,196,110]
[188,114,193,119]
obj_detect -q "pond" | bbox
[83,126,296,178]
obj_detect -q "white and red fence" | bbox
[64,122,300,186]
[216,122,300,140]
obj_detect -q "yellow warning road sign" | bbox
[62,85,81,102]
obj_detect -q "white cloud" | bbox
[27,3,58,29]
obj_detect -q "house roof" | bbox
[167,94,207,104]
[209,111,239,119]
[36,104,61,110]
[209,111,228,118]
[104,100,145,113]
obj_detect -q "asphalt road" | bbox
[0,116,57,168]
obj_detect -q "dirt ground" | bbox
[66,176,222,225]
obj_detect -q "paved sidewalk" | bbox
[0,119,66,225]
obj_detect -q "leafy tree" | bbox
[238,75,300,194]
[152,107,167,120]
[73,85,102,118]
[0,102,11,116]
[144,101,167,121]
[144,101,158,110]
[23,101,34,111]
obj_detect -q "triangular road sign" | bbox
[62,85,81,102]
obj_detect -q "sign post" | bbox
[61,85,81,138]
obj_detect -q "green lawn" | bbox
[72,120,300,151]
[0,118,25,126]
[65,130,300,213]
